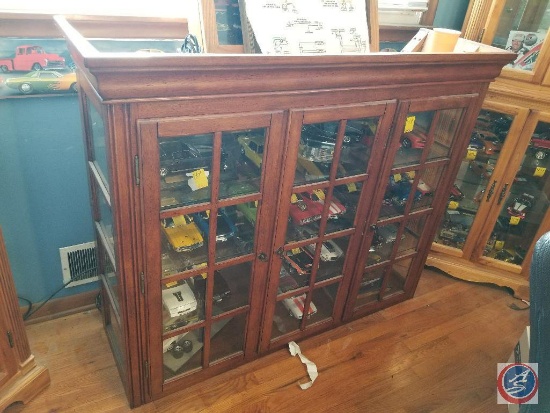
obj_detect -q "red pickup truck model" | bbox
[0,45,65,72]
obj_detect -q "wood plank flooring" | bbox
[5,268,529,413]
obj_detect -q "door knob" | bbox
[258,252,268,262]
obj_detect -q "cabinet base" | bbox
[0,364,50,412]
[426,252,530,301]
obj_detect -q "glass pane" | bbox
[355,267,386,307]
[325,183,361,234]
[373,222,400,262]
[380,173,416,218]
[282,247,315,288]
[216,203,257,262]
[207,263,251,313]
[393,111,435,168]
[383,258,412,298]
[162,278,202,332]
[305,284,338,326]
[163,327,204,380]
[397,216,426,257]
[484,120,550,265]
[278,266,303,295]
[161,214,206,270]
[98,188,114,253]
[87,97,110,189]
[410,166,442,212]
[338,117,378,177]
[220,128,266,200]
[271,298,302,340]
[491,1,549,72]
[210,313,246,363]
[215,0,243,46]
[296,122,338,185]
[427,108,465,161]
[159,134,214,209]
[434,110,514,249]
[316,236,349,283]
[102,246,119,314]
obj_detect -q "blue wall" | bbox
[0,95,96,303]
[434,0,470,31]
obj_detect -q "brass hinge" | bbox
[7,331,14,348]
[144,360,150,379]
[140,272,145,295]
[134,155,140,186]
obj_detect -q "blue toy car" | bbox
[192,208,237,243]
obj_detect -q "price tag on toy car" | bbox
[346,182,357,192]
[291,194,299,203]
[393,173,402,182]
[188,169,209,191]
[509,216,521,226]
[291,248,301,255]
[448,201,459,210]
[312,189,325,200]
[534,166,546,177]
[404,116,415,133]
[495,240,505,250]
[465,149,477,160]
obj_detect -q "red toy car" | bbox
[401,129,427,149]
[288,193,324,225]
[300,189,346,219]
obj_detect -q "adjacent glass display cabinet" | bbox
[428,0,550,299]
[55,16,513,407]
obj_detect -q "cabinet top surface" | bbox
[54,16,515,102]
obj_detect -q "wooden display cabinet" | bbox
[55,16,512,407]
[0,228,50,412]
[428,0,550,300]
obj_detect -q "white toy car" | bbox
[162,280,198,318]
[282,294,317,319]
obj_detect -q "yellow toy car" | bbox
[238,135,264,169]
[161,215,204,252]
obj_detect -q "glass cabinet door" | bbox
[263,102,396,349]
[347,97,475,316]
[482,115,550,265]
[433,105,529,260]
[489,0,550,74]
[139,113,283,393]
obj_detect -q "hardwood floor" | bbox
[5,268,529,413]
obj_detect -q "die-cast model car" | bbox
[283,248,315,277]
[192,209,237,243]
[507,193,534,221]
[401,129,427,149]
[300,189,346,219]
[282,294,317,319]
[162,280,198,318]
[159,139,228,178]
[161,215,204,252]
[288,193,323,225]
[238,134,265,169]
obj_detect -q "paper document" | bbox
[244,1,369,55]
